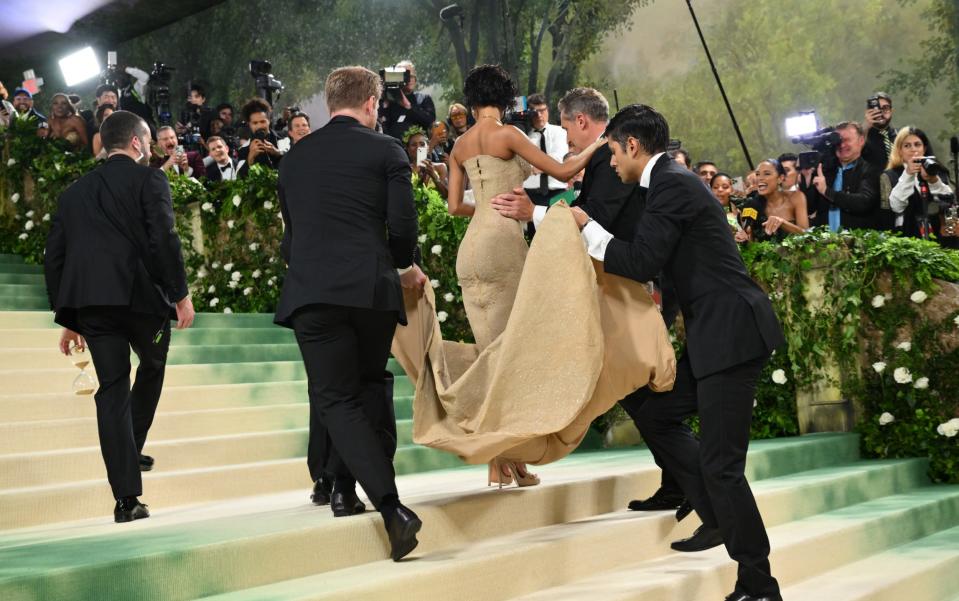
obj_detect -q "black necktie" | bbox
[537,129,548,193]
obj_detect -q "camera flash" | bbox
[785,113,818,138]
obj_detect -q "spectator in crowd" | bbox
[880,126,955,241]
[91,103,116,158]
[208,117,225,138]
[445,102,471,154]
[47,93,89,150]
[777,153,800,191]
[710,172,739,225]
[0,80,14,127]
[11,88,48,135]
[287,112,311,146]
[694,160,718,186]
[862,92,896,171]
[204,136,238,183]
[91,82,154,137]
[810,121,883,231]
[379,60,436,141]
[737,159,809,243]
[151,125,206,178]
[404,125,447,197]
[178,83,214,139]
[670,148,691,169]
[216,103,235,128]
[523,93,569,206]
[236,97,282,178]
[428,121,448,162]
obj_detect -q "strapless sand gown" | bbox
[392,155,676,465]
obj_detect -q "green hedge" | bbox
[2,126,957,482]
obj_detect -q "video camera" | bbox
[250,60,283,106]
[793,127,841,172]
[100,52,126,90]
[504,95,531,133]
[147,62,175,126]
[379,67,410,105]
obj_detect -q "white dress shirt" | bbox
[214,160,236,181]
[522,122,570,191]
[581,152,665,261]
[888,170,953,227]
[530,132,606,229]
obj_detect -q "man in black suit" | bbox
[44,110,195,523]
[490,86,689,519]
[274,66,426,562]
[571,104,785,601]
[808,121,884,231]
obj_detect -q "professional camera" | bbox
[251,129,270,142]
[504,95,532,133]
[792,127,841,172]
[379,67,410,104]
[913,156,950,180]
[147,62,175,126]
[250,60,283,105]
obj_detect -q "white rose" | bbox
[207,285,216,294]
[910,290,928,304]
[232,195,242,207]
[913,377,929,390]
[7,158,16,166]
[443,292,454,302]
[878,412,895,426]
[42,213,49,222]
[954,314,959,327]
[197,267,208,279]
[872,362,886,374]
[212,261,220,269]
[231,271,242,281]
[437,311,448,323]
[252,269,262,279]
[228,280,238,289]
[870,295,885,308]
[268,277,277,286]
[263,200,274,210]
[753,399,758,408]
[10,193,19,203]
[24,220,33,230]
[223,307,233,314]
[431,244,442,256]
[224,263,233,271]
[418,234,427,244]
[895,341,912,352]
[893,367,912,384]
[249,243,258,251]
[430,279,440,289]
[937,421,958,438]
[37,177,45,184]
[210,297,219,307]
[227,220,235,229]
[243,287,253,296]
[201,202,213,212]
[17,233,27,240]
[54,163,62,172]
[25,210,34,218]
[771,369,787,385]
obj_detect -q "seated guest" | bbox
[809,121,883,231]
[710,172,740,233]
[204,136,238,183]
[91,103,116,158]
[694,160,717,186]
[404,125,448,198]
[880,126,954,241]
[47,93,89,150]
[151,125,206,179]
[670,148,691,169]
[237,97,282,178]
[737,158,809,243]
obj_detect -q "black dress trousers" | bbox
[77,307,171,500]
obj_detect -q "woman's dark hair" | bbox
[99,110,147,153]
[710,172,733,187]
[95,103,116,127]
[605,104,669,155]
[758,158,786,177]
[463,64,517,111]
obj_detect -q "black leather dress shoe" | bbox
[627,487,685,511]
[724,592,783,601]
[675,500,693,522]
[671,524,723,552]
[384,503,422,561]
[330,490,366,517]
[138,454,154,472]
[114,496,150,523]
[311,478,332,506]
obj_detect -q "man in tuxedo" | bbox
[44,110,195,523]
[151,125,206,179]
[274,66,426,562]
[490,86,690,519]
[203,136,238,183]
[570,104,784,601]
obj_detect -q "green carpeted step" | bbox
[0,297,50,311]
[0,272,43,285]
[0,263,42,274]
[0,438,911,601]
[0,283,48,299]
[0,254,26,264]
[0,311,279,330]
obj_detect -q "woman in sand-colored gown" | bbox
[391,65,676,487]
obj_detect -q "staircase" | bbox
[0,253,958,601]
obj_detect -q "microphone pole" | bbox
[685,0,753,170]
[950,136,958,188]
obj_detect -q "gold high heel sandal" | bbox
[504,461,541,487]
[487,458,513,489]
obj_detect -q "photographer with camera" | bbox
[880,126,955,242]
[236,97,282,178]
[523,94,569,206]
[177,83,214,145]
[151,125,205,178]
[378,60,435,141]
[862,92,896,171]
[810,121,883,231]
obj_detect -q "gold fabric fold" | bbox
[391,204,676,465]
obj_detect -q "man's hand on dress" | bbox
[570,206,590,230]
[491,187,534,221]
[400,265,428,291]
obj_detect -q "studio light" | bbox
[785,112,818,139]
[59,46,100,87]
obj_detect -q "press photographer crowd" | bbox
[1,57,956,248]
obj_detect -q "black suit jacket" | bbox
[44,155,189,332]
[274,116,418,328]
[604,155,785,378]
[204,158,238,183]
[809,159,884,230]
[572,143,646,241]
[862,124,894,172]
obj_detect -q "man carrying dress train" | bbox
[570,104,784,601]
[274,65,427,562]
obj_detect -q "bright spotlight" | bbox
[59,47,101,87]
[784,112,818,139]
